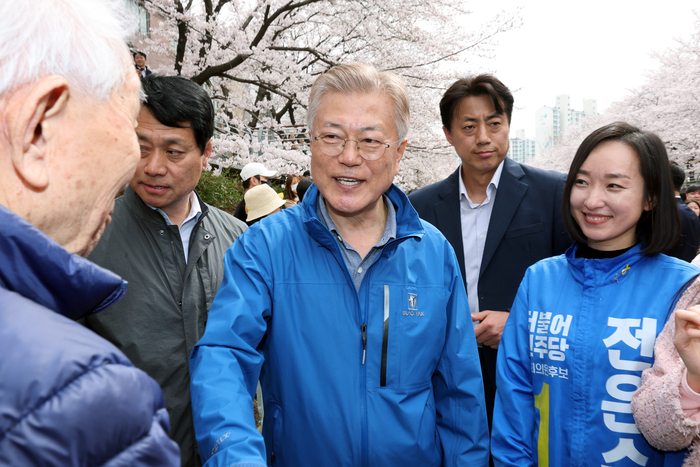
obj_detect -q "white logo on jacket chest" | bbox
[408,293,417,311]
[403,293,423,317]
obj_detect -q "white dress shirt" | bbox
[146,191,202,263]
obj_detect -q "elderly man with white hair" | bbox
[0,0,179,465]
[190,63,489,467]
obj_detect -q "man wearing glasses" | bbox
[189,63,489,467]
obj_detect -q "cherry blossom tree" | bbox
[136,0,520,190]
[532,13,700,178]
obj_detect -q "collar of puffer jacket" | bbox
[0,205,127,319]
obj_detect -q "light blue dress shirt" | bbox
[459,160,505,325]
[317,193,397,292]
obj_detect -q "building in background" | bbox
[508,129,537,164]
[125,0,171,71]
[124,0,149,36]
[535,95,597,157]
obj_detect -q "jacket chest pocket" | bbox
[504,221,544,239]
[377,284,446,389]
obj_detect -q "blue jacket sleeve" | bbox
[491,270,537,466]
[432,246,490,466]
[189,233,269,467]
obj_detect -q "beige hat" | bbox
[245,185,286,222]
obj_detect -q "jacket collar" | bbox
[0,205,127,319]
[436,166,461,201]
[437,159,525,200]
[122,185,210,227]
[301,183,424,248]
[435,159,529,277]
[481,158,528,274]
[565,242,647,287]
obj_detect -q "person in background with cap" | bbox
[245,185,286,226]
[82,75,247,467]
[234,162,277,222]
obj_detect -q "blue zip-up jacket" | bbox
[0,205,180,466]
[492,243,700,467]
[190,184,489,467]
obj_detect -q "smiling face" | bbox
[310,91,405,222]
[688,201,700,217]
[445,95,510,182]
[569,140,651,251]
[134,54,146,68]
[130,107,211,223]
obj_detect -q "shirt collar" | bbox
[458,159,505,208]
[146,191,202,226]
[316,192,397,247]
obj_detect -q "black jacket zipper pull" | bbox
[361,323,367,365]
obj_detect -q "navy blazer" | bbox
[665,198,700,262]
[409,158,571,396]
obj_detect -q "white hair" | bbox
[0,0,135,101]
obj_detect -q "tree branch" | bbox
[192,0,324,84]
[220,73,302,104]
[268,46,338,67]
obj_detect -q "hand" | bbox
[675,306,700,392]
[472,310,509,349]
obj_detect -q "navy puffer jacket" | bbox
[0,205,179,466]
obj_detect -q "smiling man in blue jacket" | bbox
[189,63,489,466]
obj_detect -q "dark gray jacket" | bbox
[84,187,246,467]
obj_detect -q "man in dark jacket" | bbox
[0,0,179,465]
[84,75,247,467]
[134,50,153,78]
[665,163,700,262]
[409,75,571,461]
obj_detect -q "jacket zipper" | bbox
[361,323,367,364]
[380,284,390,387]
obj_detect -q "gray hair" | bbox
[0,0,135,101]
[307,63,410,142]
